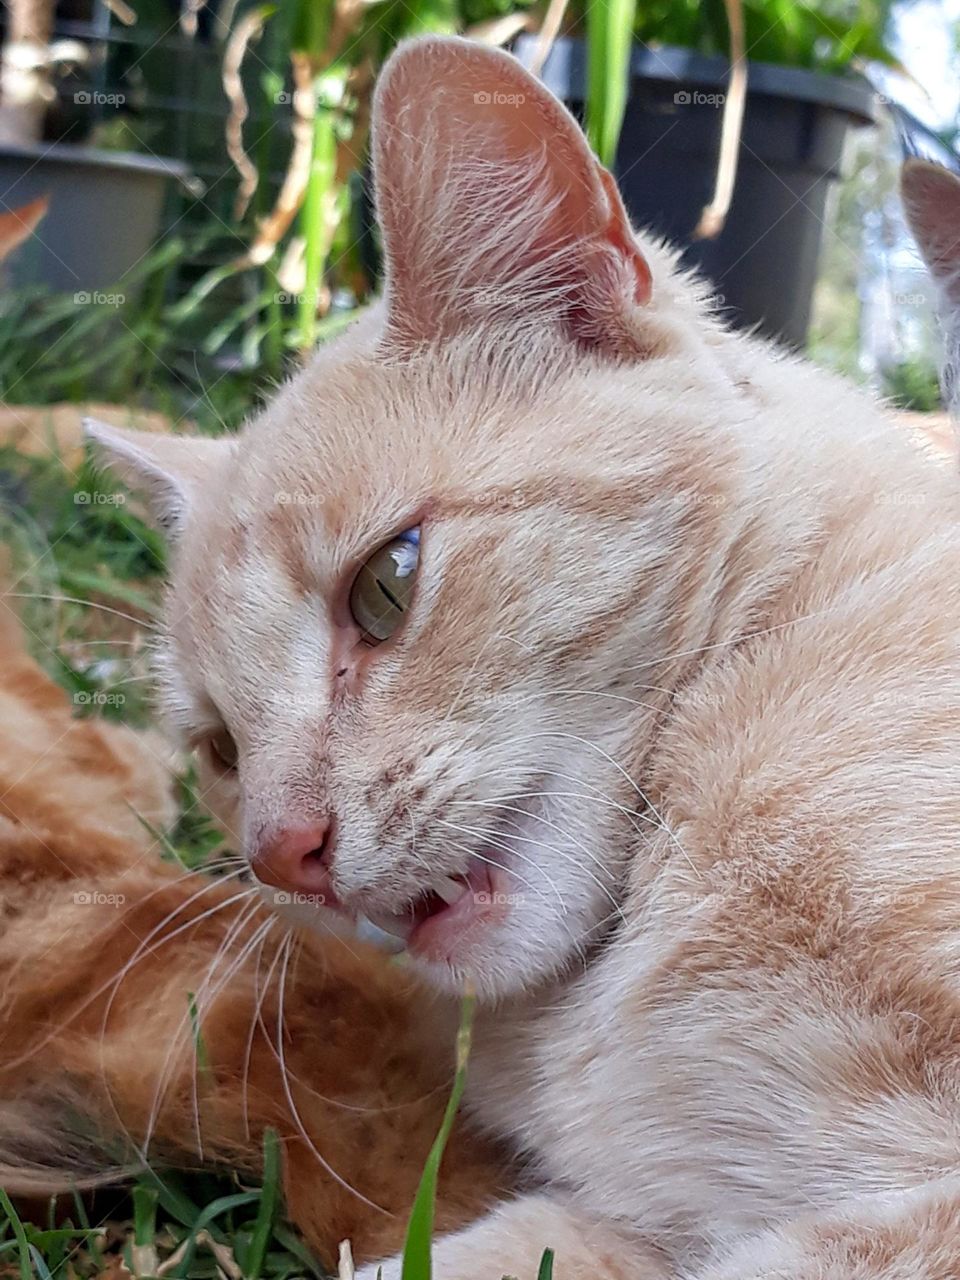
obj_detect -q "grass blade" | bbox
[537,1246,555,1280]
[585,0,638,166]
[0,1187,34,1280]
[243,1127,282,1279]
[400,991,475,1280]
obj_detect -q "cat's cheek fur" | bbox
[405,821,626,1001]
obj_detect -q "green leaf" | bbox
[167,1191,261,1278]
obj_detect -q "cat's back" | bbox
[468,358,960,1255]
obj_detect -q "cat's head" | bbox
[901,158,960,418]
[87,37,743,1000]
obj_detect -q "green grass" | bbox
[0,1153,322,1278]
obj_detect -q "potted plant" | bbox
[515,0,891,346]
[0,0,187,297]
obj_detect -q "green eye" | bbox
[349,528,420,642]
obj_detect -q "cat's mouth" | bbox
[352,786,554,963]
[360,852,516,961]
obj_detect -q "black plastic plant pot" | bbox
[515,36,876,348]
[0,142,188,298]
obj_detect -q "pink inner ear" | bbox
[372,37,653,355]
[902,161,960,306]
[596,166,653,308]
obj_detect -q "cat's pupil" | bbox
[209,728,239,770]
[349,530,420,642]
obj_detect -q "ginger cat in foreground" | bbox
[0,592,502,1266]
[78,35,960,1280]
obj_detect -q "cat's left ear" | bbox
[902,158,960,307]
[372,36,653,357]
[83,419,234,537]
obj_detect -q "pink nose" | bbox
[250,820,334,895]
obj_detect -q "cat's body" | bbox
[84,37,960,1279]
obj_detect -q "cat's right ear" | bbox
[83,420,233,537]
[371,37,653,357]
[901,158,960,307]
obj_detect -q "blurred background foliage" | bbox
[0,0,957,427]
[0,0,956,429]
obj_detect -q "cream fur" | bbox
[89,37,960,1280]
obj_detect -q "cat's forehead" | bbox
[222,337,590,541]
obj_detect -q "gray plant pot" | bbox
[0,142,188,297]
[515,36,877,347]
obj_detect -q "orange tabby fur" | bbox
[0,594,504,1267]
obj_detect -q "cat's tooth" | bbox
[364,907,415,941]
[355,913,408,953]
[430,873,468,905]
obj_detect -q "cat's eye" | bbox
[208,728,239,771]
[349,528,420,642]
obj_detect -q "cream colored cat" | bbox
[88,37,960,1280]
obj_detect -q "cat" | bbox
[86,34,960,1280]
[0,581,503,1268]
[901,156,960,418]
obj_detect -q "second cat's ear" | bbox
[371,37,652,357]
[902,158,960,308]
[83,420,234,537]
